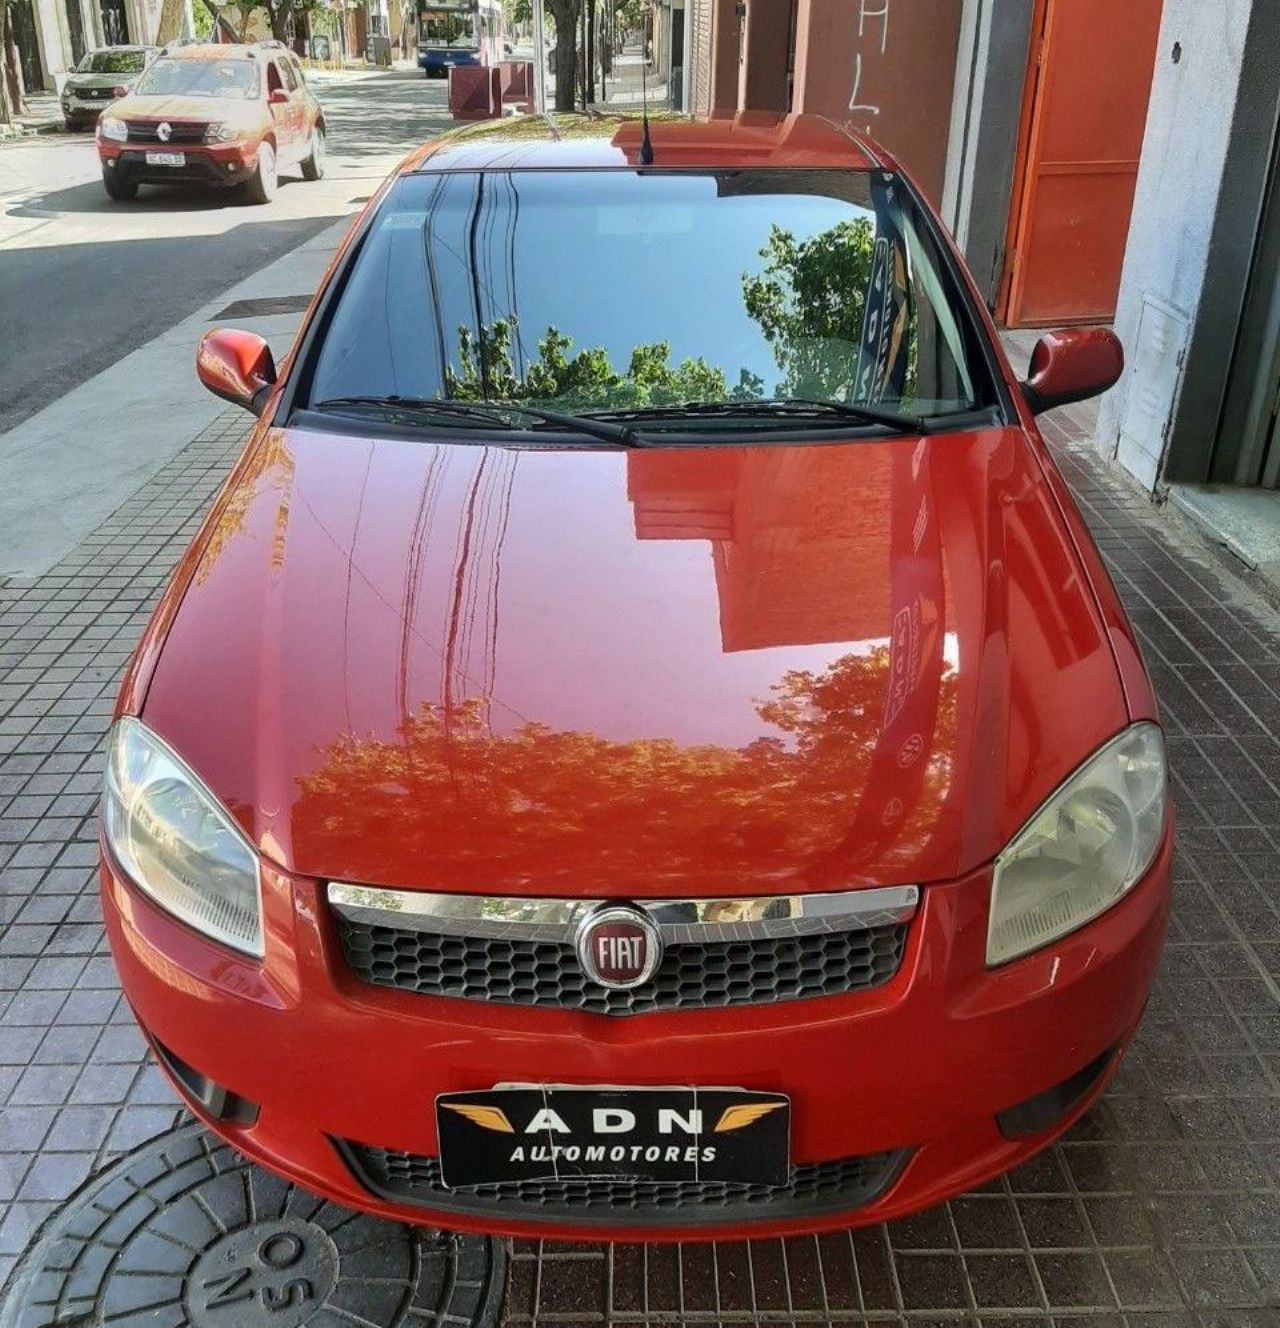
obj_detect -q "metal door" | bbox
[1211,122,1280,487]
[999,0,1163,327]
[99,0,129,45]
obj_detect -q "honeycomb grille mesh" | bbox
[335,919,908,1015]
[341,1141,908,1222]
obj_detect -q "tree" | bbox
[546,0,579,111]
[1,0,26,128]
[443,316,760,411]
[290,646,957,890]
[741,219,875,401]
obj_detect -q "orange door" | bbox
[999,0,1163,327]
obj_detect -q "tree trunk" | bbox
[547,0,578,112]
[269,1,291,44]
[155,0,186,45]
[2,2,26,122]
[586,0,595,102]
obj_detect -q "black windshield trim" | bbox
[287,405,1004,448]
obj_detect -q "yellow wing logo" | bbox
[442,1103,515,1133]
[714,1102,786,1133]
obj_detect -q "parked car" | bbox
[60,44,157,130]
[95,40,325,204]
[100,113,1171,1241]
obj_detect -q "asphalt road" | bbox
[0,70,452,437]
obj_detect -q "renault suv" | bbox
[96,41,325,203]
[100,114,1172,1240]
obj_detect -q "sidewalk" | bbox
[2,294,1280,1320]
[0,94,62,141]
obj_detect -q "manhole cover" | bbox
[0,1122,505,1328]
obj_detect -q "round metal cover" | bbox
[0,1121,505,1328]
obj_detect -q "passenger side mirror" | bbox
[268,87,290,105]
[196,328,277,416]
[1022,328,1124,415]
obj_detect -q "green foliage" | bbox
[444,317,762,411]
[741,219,875,401]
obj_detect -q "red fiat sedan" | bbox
[100,114,1171,1240]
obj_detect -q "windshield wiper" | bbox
[311,395,652,448]
[587,397,937,434]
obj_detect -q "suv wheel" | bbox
[300,126,326,181]
[243,141,278,205]
[102,169,137,202]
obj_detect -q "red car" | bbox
[95,41,325,204]
[100,114,1171,1241]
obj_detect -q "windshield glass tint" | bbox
[308,168,992,421]
[421,10,477,45]
[79,49,145,73]
[136,57,258,98]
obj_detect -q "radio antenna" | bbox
[638,39,654,165]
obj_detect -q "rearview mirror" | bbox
[1022,328,1124,415]
[196,328,277,416]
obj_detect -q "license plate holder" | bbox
[144,151,185,167]
[435,1086,789,1189]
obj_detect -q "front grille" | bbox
[335,919,908,1015]
[76,87,116,100]
[338,1140,909,1226]
[125,120,207,143]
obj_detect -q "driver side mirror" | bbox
[196,328,277,416]
[268,86,290,105]
[1022,328,1124,415]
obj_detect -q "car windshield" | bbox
[77,49,146,73]
[135,56,259,98]
[307,167,995,432]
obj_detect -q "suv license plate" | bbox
[435,1086,790,1188]
[145,151,184,167]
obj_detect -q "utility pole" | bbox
[532,0,547,113]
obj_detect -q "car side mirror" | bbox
[268,87,290,105]
[1022,328,1124,415]
[196,328,277,416]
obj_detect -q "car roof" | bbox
[161,41,287,62]
[400,112,883,175]
[88,43,152,52]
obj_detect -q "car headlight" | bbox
[987,722,1167,967]
[204,121,251,142]
[102,717,263,957]
[99,115,127,142]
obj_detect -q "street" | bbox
[0,70,451,434]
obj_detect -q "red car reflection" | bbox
[100,113,1171,1241]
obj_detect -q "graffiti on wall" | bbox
[849,0,890,132]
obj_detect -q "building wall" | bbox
[790,0,962,202]
[28,0,165,88]
[686,0,712,114]
[1096,0,1254,489]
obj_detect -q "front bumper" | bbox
[97,139,258,188]
[100,831,1172,1241]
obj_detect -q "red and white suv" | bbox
[96,41,325,204]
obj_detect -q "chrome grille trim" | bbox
[326,883,919,943]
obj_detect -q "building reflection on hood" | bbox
[290,439,956,892]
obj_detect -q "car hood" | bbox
[108,93,250,121]
[139,424,1127,895]
[66,72,138,89]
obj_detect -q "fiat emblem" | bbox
[576,906,662,990]
[156,121,172,142]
